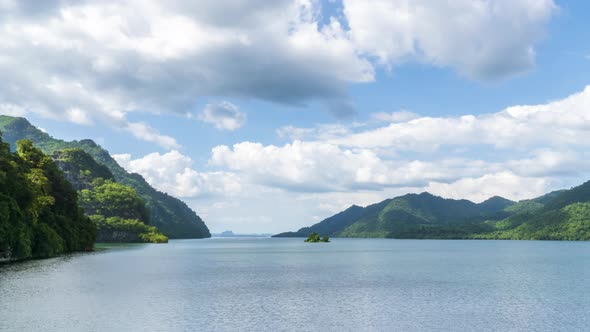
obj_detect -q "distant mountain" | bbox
[0,116,210,239]
[212,230,272,238]
[274,183,590,241]
[276,193,515,238]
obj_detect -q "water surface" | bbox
[1,238,589,331]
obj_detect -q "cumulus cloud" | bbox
[198,101,246,130]
[344,0,556,80]
[322,85,590,150]
[210,86,590,198]
[105,85,590,231]
[0,0,372,128]
[125,122,180,150]
[0,0,556,140]
[425,172,549,203]
[114,150,241,198]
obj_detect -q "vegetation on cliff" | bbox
[0,116,209,239]
[52,148,166,243]
[0,136,95,261]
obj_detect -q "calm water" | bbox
[1,238,589,331]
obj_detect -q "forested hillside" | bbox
[0,137,95,261]
[275,184,590,241]
[0,116,210,239]
[53,149,167,243]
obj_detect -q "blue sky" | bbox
[1,0,590,233]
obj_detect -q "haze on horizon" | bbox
[1,0,589,233]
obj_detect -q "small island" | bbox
[304,232,330,243]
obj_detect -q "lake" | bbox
[1,238,589,331]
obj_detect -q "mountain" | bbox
[0,137,95,261]
[277,189,587,240]
[0,116,210,239]
[275,182,590,241]
[275,193,515,239]
[53,148,167,243]
[212,230,273,237]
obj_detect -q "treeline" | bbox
[0,136,95,261]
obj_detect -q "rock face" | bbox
[52,149,114,191]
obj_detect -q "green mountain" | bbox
[0,137,95,261]
[0,116,210,239]
[274,205,366,237]
[275,183,590,241]
[53,148,167,243]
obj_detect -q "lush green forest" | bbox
[0,116,210,239]
[275,183,590,241]
[53,148,167,243]
[0,136,95,261]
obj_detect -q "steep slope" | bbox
[0,116,210,239]
[0,138,95,261]
[51,148,167,243]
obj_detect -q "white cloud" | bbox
[209,140,563,193]
[325,85,590,150]
[0,103,26,116]
[198,101,246,130]
[0,0,557,139]
[210,86,590,200]
[114,150,241,198]
[125,122,180,150]
[109,85,590,233]
[425,172,549,203]
[371,110,419,123]
[66,108,93,125]
[343,0,556,80]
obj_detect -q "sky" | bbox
[1,0,590,233]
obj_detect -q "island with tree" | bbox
[304,233,330,243]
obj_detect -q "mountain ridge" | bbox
[274,183,590,240]
[0,115,210,239]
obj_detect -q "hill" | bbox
[0,116,210,239]
[275,193,516,239]
[277,182,590,240]
[53,148,167,243]
[0,137,95,261]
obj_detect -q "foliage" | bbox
[91,215,168,243]
[0,115,209,239]
[80,179,149,223]
[0,135,96,261]
[304,232,329,242]
[49,147,165,243]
